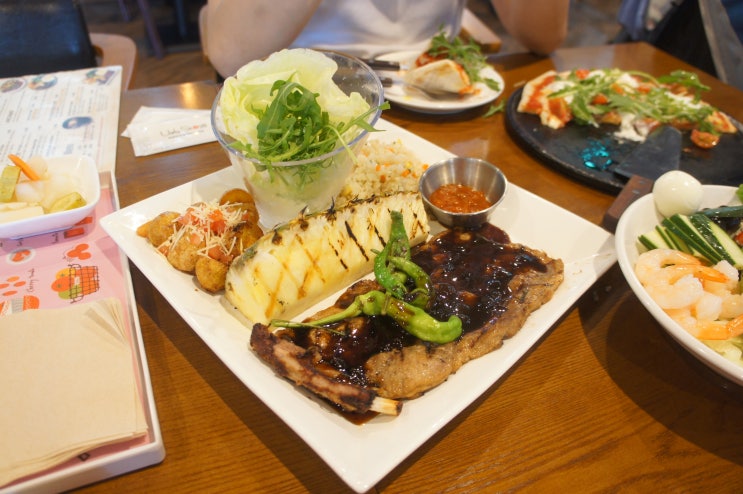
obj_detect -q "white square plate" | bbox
[101,120,616,492]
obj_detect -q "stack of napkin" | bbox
[0,298,148,487]
[122,106,216,156]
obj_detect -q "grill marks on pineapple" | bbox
[225,192,430,324]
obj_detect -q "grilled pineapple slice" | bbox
[225,192,429,325]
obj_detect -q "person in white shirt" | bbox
[200,0,570,79]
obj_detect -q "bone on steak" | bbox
[249,224,564,414]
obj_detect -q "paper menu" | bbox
[0,66,121,173]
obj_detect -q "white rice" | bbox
[337,138,429,205]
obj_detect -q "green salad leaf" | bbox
[548,68,718,129]
[230,79,387,186]
[218,49,388,187]
[426,29,501,92]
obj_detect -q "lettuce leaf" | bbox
[219,49,371,149]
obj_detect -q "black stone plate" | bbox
[505,87,743,194]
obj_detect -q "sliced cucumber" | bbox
[639,225,691,253]
[691,213,743,269]
[639,226,671,250]
[653,213,743,269]
[662,214,723,264]
[700,205,743,218]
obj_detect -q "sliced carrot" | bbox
[8,154,40,181]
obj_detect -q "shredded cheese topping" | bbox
[163,201,248,259]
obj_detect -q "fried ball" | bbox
[194,256,229,293]
[239,202,261,227]
[145,211,180,247]
[167,232,202,272]
[228,221,264,257]
[219,188,254,206]
[220,189,261,226]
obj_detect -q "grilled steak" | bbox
[250,223,564,414]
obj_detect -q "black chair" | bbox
[0,0,98,78]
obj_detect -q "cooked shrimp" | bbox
[690,314,743,340]
[636,249,743,342]
[645,272,705,309]
[720,293,743,320]
[691,292,723,321]
[640,261,726,310]
[634,248,701,285]
[703,260,739,296]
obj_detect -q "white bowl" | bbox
[615,185,743,386]
[0,155,100,239]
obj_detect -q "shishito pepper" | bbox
[387,255,432,309]
[272,290,462,344]
[373,210,411,298]
[271,210,462,344]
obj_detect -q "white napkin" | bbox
[0,298,148,487]
[122,106,216,157]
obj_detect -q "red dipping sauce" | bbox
[429,183,492,213]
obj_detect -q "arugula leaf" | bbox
[426,29,501,92]
[230,80,388,187]
[482,100,505,118]
[547,68,719,129]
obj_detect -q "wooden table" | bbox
[80,43,743,493]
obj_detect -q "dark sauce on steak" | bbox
[282,223,550,388]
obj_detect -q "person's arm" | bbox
[204,0,322,78]
[489,0,570,55]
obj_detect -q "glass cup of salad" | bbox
[212,49,386,229]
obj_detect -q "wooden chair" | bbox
[90,32,138,90]
[0,0,137,90]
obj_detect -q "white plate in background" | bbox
[376,51,504,114]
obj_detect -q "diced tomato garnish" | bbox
[207,245,233,264]
[690,129,720,149]
[591,93,609,105]
[636,82,654,94]
[670,119,695,131]
[598,111,622,125]
[415,52,442,67]
[540,74,556,87]
[610,82,625,95]
[523,98,543,113]
[735,231,743,247]
[548,97,572,124]
[666,83,690,96]
[523,74,557,114]
[208,209,227,234]
[574,69,590,80]
[177,208,197,227]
